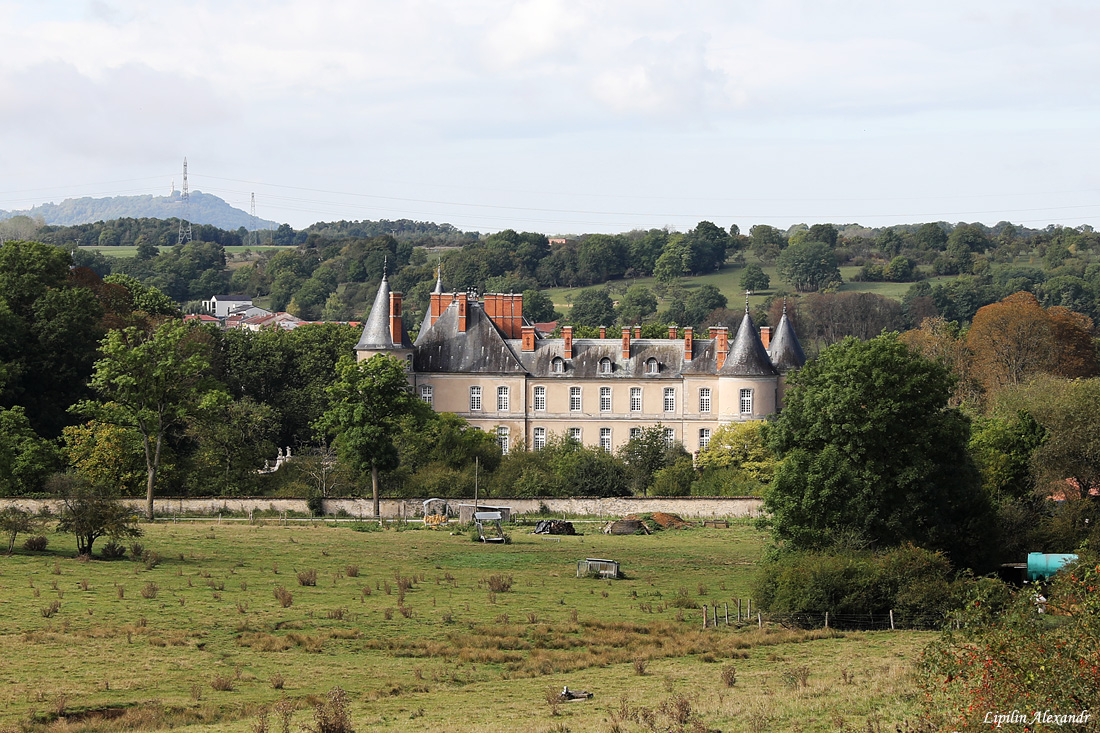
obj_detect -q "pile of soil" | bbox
[623,512,693,531]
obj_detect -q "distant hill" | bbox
[0,190,277,231]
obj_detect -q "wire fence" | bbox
[697,603,953,632]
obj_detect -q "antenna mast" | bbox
[177,157,193,245]
[249,192,257,247]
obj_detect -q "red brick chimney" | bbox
[622,327,631,359]
[760,326,772,350]
[389,291,403,345]
[713,326,728,369]
[633,325,642,339]
[457,293,468,333]
[522,325,536,352]
[684,326,693,361]
[599,326,606,339]
[562,325,573,359]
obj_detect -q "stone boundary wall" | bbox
[0,496,763,520]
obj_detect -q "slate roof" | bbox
[767,310,806,373]
[719,310,777,377]
[511,338,719,378]
[414,299,526,373]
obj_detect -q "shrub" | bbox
[297,569,318,587]
[485,574,513,593]
[40,600,61,618]
[22,535,48,552]
[345,565,359,577]
[100,541,126,560]
[271,673,286,690]
[129,543,145,560]
[721,665,737,687]
[274,586,293,608]
[304,686,353,733]
[140,582,159,599]
[210,675,235,692]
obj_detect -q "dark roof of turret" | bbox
[355,276,411,350]
[767,310,806,373]
[719,309,777,377]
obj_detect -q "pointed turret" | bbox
[718,303,776,376]
[356,274,395,350]
[768,302,805,373]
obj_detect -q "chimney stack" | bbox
[684,326,694,361]
[713,326,729,369]
[599,325,606,339]
[457,292,468,333]
[668,324,678,339]
[521,325,536,352]
[389,291,403,345]
[622,327,631,359]
[562,325,573,359]
[760,326,772,350]
[634,325,642,339]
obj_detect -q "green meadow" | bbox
[0,522,932,732]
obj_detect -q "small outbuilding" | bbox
[577,558,620,579]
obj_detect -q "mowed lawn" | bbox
[0,522,932,731]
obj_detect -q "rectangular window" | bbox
[663,387,676,412]
[569,427,582,442]
[420,385,433,408]
[699,428,711,451]
[599,386,612,412]
[533,386,546,411]
[630,387,642,412]
[599,427,612,452]
[699,388,711,413]
[469,386,482,412]
[497,426,509,454]
[740,388,753,415]
[497,386,509,412]
[533,427,546,450]
[629,427,641,440]
[664,428,676,447]
[569,386,582,412]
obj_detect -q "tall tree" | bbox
[776,241,842,292]
[317,355,422,518]
[765,334,992,568]
[79,320,217,519]
[568,288,616,328]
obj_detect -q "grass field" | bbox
[0,522,934,732]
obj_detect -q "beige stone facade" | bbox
[355,274,804,455]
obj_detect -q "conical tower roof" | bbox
[355,275,396,349]
[719,306,776,376]
[768,306,805,373]
[420,265,446,333]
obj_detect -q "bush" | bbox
[753,544,983,622]
[297,569,318,587]
[306,492,325,517]
[22,536,48,552]
[100,541,126,559]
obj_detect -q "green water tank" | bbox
[1026,553,1078,582]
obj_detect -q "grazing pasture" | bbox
[0,521,930,731]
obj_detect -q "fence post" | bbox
[737,599,742,622]
[747,598,752,618]
[724,603,729,626]
[824,611,829,630]
[702,605,708,629]
[889,609,895,631]
[757,612,762,629]
[712,605,718,628]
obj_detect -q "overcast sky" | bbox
[1,1,1097,234]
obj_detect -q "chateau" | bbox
[355,272,805,455]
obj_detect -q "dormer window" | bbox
[645,358,659,375]
[599,357,613,375]
[551,357,565,374]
